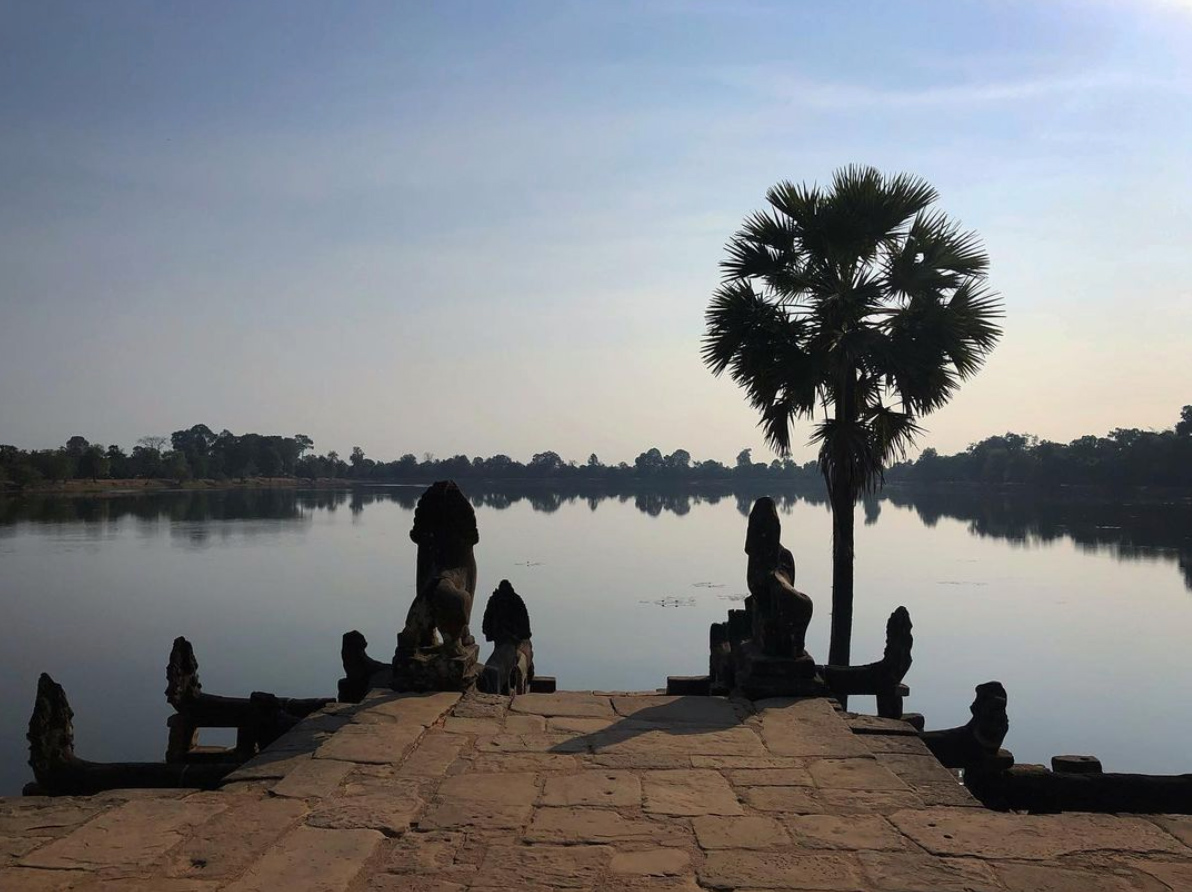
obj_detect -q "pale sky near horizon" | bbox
[2,1,1190,465]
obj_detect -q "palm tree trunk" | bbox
[827,477,855,673]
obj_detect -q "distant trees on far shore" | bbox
[2,406,1191,490]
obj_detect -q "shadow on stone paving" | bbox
[548,697,749,754]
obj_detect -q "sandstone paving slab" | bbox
[588,753,693,770]
[476,733,591,754]
[19,797,227,873]
[0,799,106,836]
[314,721,425,764]
[595,876,702,892]
[699,850,866,890]
[0,866,88,891]
[844,714,920,736]
[307,792,423,836]
[1147,815,1192,847]
[442,716,504,735]
[267,715,350,753]
[912,782,981,808]
[692,815,791,850]
[691,755,809,770]
[397,730,466,777]
[511,693,614,718]
[783,814,906,851]
[1,834,52,865]
[807,757,910,791]
[814,788,927,814]
[875,753,963,788]
[609,847,690,875]
[592,725,767,758]
[437,771,539,803]
[417,800,532,831]
[857,852,1001,892]
[1130,858,1192,890]
[890,808,1190,859]
[469,752,582,773]
[546,716,617,735]
[610,695,743,726]
[450,692,509,720]
[740,785,820,814]
[742,786,926,814]
[477,843,614,888]
[50,877,219,892]
[271,758,354,799]
[526,807,689,845]
[379,829,465,873]
[223,825,382,892]
[354,692,461,726]
[726,767,814,787]
[542,771,642,807]
[165,797,308,879]
[642,769,743,816]
[859,735,936,757]
[504,714,548,733]
[994,860,1170,892]
[225,750,313,782]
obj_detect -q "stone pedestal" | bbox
[392,644,480,693]
[735,644,825,699]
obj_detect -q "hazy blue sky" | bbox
[2,1,1190,464]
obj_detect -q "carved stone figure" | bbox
[478,580,535,695]
[393,481,482,691]
[338,630,390,702]
[721,497,820,698]
[29,673,235,796]
[921,681,1010,769]
[822,606,914,717]
[744,497,813,658]
[165,636,330,762]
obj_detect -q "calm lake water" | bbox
[1,483,1190,795]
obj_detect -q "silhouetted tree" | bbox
[704,166,1003,666]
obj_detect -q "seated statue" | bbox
[393,481,481,691]
[745,497,813,659]
[478,580,534,695]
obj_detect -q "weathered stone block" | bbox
[642,769,743,816]
[222,826,382,892]
[699,850,865,890]
[609,848,690,875]
[541,771,641,807]
[858,852,1001,892]
[166,798,307,879]
[692,815,790,850]
[784,814,905,851]
[477,844,612,888]
[315,723,425,765]
[525,808,686,845]
[510,693,614,718]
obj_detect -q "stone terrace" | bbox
[2,691,1190,891]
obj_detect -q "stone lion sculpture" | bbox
[395,480,479,658]
[744,496,813,658]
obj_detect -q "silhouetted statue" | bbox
[744,497,814,657]
[921,681,1010,769]
[28,673,235,796]
[392,481,482,691]
[822,606,914,717]
[338,630,389,702]
[478,580,534,695]
[165,636,330,762]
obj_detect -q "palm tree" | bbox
[703,165,1003,668]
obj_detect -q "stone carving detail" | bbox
[822,606,914,717]
[392,480,482,691]
[478,580,535,695]
[710,497,818,698]
[28,673,235,796]
[744,497,814,658]
[338,630,390,702]
[165,636,330,762]
[921,681,1010,769]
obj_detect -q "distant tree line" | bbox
[885,406,1192,487]
[2,406,1190,490]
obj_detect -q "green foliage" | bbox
[703,165,1003,493]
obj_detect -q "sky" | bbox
[2,0,1191,465]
